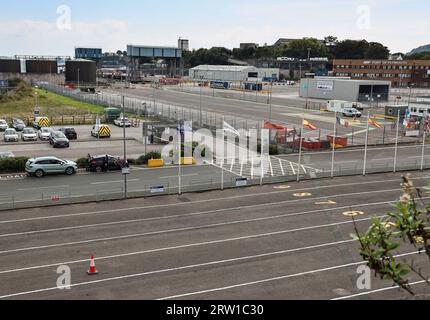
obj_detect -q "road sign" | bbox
[236,178,248,187]
[51,195,61,202]
[34,107,40,116]
[150,186,165,194]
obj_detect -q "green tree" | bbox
[277,38,329,58]
[365,42,390,59]
[334,40,369,59]
[352,176,430,296]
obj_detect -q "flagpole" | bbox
[393,110,400,173]
[297,114,305,182]
[221,116,225,190]
[178,120,182,195]
[363,111,370,176]
[421,112,427,171]
[331,111,337,178]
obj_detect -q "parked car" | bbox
[342,108,362,118]
[0,119,8,131]
[25,157,77,178]
[114,117,132,127]
[87,155,122,173]
[21,127,38,141]
[0,152,15,159]
[11,118,25,131]
[49,131,70,148]
[3,128,19,142]
[59,127,78,140]
[38,127,53,141]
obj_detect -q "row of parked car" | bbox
[1,121,78,148]
[25,154,126,178]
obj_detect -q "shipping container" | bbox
[210,81,230,89]
[0,59,21,73]
[26,60,58,74]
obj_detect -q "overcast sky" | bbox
[0,0,428,56]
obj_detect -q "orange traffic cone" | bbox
[87,256,99,275]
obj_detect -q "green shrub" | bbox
[135,152,162,165]
[0,157,29,173]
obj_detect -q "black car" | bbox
[59,127,78,140]
[11,118,26,131]
[49,131,70,148]
[87,155,122,173]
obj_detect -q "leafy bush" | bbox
[140,152,162,165]
[0,157,29,173]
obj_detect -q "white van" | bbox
[327,100,363,113]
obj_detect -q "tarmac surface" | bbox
[0,171,429,300]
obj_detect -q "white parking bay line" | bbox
[91,179,139,185]
[17,185,70,191]
[161,174,199,179]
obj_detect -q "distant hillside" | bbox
[408,44,430,55]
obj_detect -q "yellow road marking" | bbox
[274,185,291,190]
[315,200,337,205]
[342,211,365,217]
[294,192,312,197]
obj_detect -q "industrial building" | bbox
[333,59,430,88]
[127,45,182,80]
[299,77,391,102]
[189,65,279,82]
[75,48,103,61]
[0,56,67,85]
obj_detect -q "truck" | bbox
[326,100,363,113]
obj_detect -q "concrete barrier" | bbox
[148,159,164,168]
[180,157,196,165]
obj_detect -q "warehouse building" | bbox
[189,65,279,82]
[299,77,391,102]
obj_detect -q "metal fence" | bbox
[1,156,430,212]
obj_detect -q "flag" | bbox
[336,117,349,128]
[264,121,285,131]
[368,118,382,128]
[303,119,317,130]
[223,121,240,136]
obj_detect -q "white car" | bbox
[4,128,19,142]
[21,127,38,141]
[38,127,53,141]
[114,117,132,127]
[0,119,8,131]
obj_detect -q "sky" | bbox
[0,0,428,57]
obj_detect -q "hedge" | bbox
[0,157,29,173]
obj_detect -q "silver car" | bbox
[0,119,8,131]
[25,157,78,178]
[39,127,53,141]
[4,128,19,142]
[22,127,38,141]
